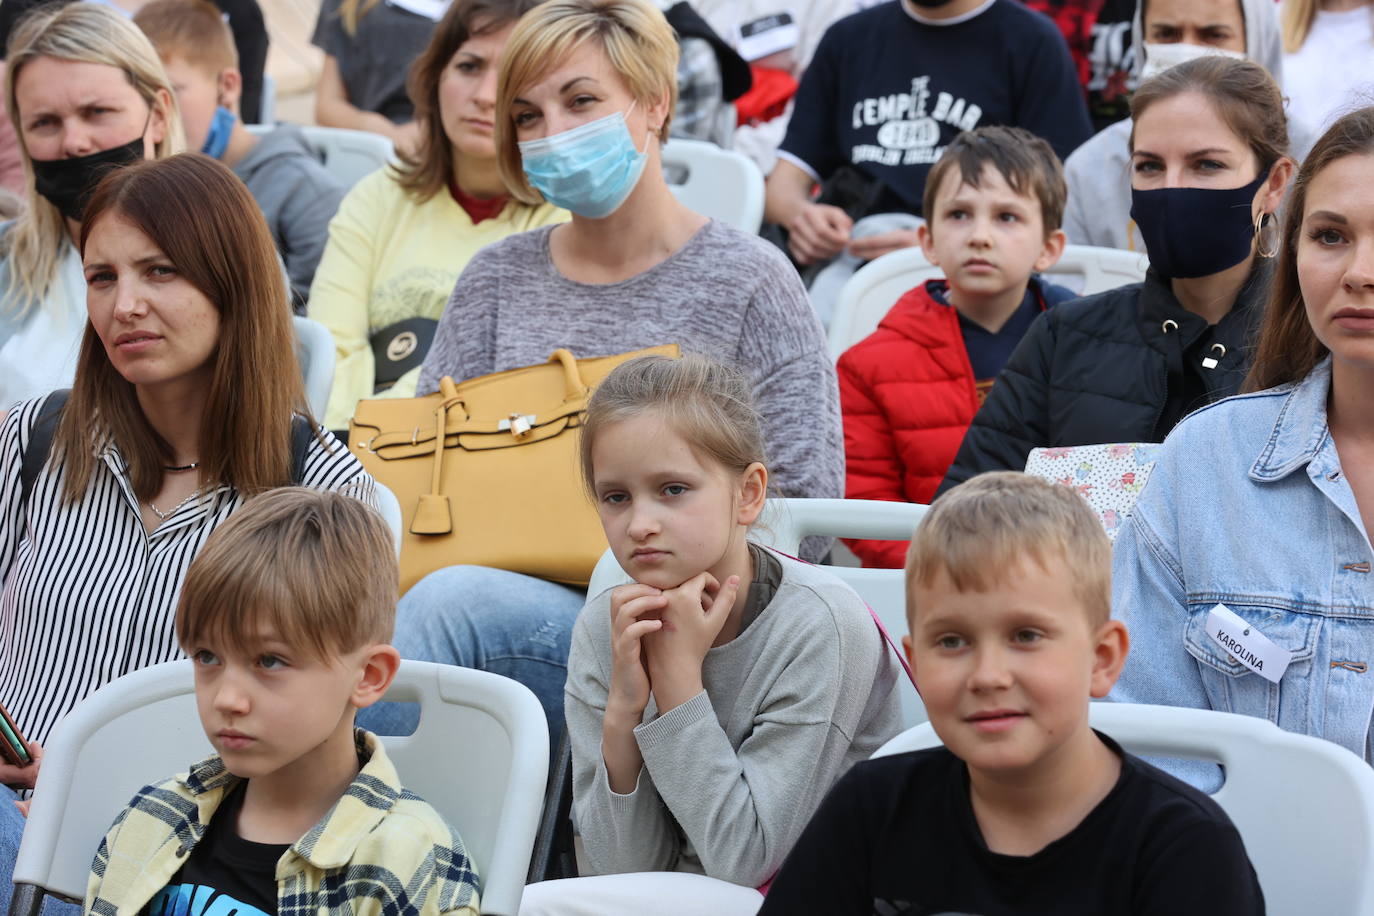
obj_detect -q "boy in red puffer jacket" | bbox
[838,126,1077,567]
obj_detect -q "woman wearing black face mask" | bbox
[0,2,182,414]
[938,56,1294,495]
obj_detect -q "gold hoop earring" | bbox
[1254,211,1281,259]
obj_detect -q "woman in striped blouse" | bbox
[0,154,374,910]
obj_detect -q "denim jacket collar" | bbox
[1249,357,1333,483]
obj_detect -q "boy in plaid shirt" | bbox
[84,489,479,916]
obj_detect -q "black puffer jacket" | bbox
[937,265,1270,496]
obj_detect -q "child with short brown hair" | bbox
[83,488,479,916]
[761,473,1264,914]
[839,126,1075,567]
[135,0,344,307]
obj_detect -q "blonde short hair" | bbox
[495,0,678,204]
[3,2,183,314]
[906,473,1111,628]
[135,0,239,78]
[177,488,397,661]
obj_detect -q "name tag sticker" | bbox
[1206,604,1291,684]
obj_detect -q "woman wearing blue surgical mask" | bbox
[376,0,842,754]
[0,2,182,415]
[939,56,1295,495]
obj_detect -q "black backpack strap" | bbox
[19,389,71,512]
[289,415,313,485]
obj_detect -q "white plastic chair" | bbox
[872,702,1374,915]
[246,123,395,188]
[827,244,1150,360]
[659,138,765,233]
[293,314,334,421]
[254,73,277,125]
[373,480,403,558]
[586,497,929,727]
[12,660,549,916]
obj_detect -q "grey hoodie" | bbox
[1062,0,1304,252]
[231,124,347,307]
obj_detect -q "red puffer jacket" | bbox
[837,279,1058,567]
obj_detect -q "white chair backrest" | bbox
[245,123,395,188]
[293,314,335,421]
[17,660,548,916]
[827,245,1150,360]
[373,480,404,558]
[660,138,765,233]
[872,703,1374,915]
[587,498,929,727]
[255,73,277,126]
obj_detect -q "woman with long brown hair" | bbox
[308,0,565,432]
[0,1,183,413]
[1112,106,1374,787]
[0,154,374,910]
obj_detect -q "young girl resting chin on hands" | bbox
[518,355,903,916]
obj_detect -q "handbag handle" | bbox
[549,349,590,403]
[409,377,465,535]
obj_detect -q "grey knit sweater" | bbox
[415,220,844,517]
[565,549,904,887]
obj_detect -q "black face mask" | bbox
[30,134,145,222]
[1129,170,1269,279]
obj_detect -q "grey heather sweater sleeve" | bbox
[564,594,680,876]
[416,249,501,394]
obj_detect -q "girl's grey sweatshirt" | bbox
[564,550,905,887]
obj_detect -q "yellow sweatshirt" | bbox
[308,169,567,430]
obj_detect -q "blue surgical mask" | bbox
[1130,169,1269,279]
[518,106,648,219]
[201,105,236,159]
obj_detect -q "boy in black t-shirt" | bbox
[760,473,1265,915]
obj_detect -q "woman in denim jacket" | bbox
[1112,106,1374,786]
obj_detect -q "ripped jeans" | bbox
[359,566,583,746]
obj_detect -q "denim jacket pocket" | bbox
[1183,602,1319,728]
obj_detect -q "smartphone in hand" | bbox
[0,702,31,767]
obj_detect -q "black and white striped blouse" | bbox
[0,396,377,747]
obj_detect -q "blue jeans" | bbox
[0,787,79,916]
[361,566,583,747]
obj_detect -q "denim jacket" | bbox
[1111,358,1374,784]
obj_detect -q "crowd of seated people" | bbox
[1,0,1373,913]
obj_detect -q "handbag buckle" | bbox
[500,413,536,438]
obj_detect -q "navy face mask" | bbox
[1129,170,1269,279]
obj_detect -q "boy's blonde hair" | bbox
[580,354,766,494]
[134,0,239,77]
[177,488,397,660]
[496,0,679,204]
[921,125,1067,234]
[906,473,1110,627]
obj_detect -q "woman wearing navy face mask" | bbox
[0,2,181,414]
[384,0,841,748]
[939,56,1295,494]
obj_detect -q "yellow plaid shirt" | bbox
[83,730,480,916]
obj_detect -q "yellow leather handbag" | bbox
[349,345,680,594]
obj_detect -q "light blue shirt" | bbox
[0,223,85,413]
[1111,358,1374,786]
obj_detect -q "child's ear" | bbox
[901,633,917,685]
[217,68,244,114]
[736,461,768,526]
[351,644,402,709]
[1033,227,1067,273]
[1088,619,1129,699]
[916,221,939,266]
